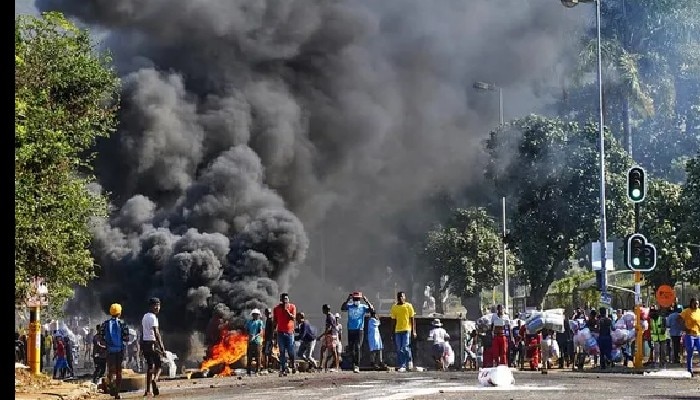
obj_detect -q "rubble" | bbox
[15,365,102,400]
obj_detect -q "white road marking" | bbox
[364,384,567,400]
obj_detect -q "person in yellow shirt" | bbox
[390,291,416,372]
[680,297,700,376]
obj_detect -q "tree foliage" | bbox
[560,0,700,182]
[486,115,634,307]
[15,12,119,309]
[639,179,694,288]
[421,207,507,311]
[677,153,700,283]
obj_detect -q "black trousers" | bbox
[93,357,106,383]
[671,336,682,363]
[347,329,363,368]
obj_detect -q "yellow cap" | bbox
[109,303,122,316]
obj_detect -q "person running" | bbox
[142,297,165,397]
[390,291,416,372]
[340,291,374,373]
[101,303,130,399]
[245,309,264,376]
[680,298,700,377]
[272,293,297,376]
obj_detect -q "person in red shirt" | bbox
[272,292,297,376]
[52,338,69,379]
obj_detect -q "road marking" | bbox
[364,384,567,400]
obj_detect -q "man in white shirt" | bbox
[141,297,165,397]
[491,304,510,366]
[428,319,450,371]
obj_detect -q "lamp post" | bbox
[473,81,508,314]
[561,0,607,295]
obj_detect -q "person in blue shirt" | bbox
[245,309,264,376]
[667,305,684,364]
[340,291,374,373]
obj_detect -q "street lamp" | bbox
[473,81,507,315]
[561,0,607,294]
[473,81,504,125]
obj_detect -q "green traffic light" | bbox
[631,188,641,198]
[632,258,640,266]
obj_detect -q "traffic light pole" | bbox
[633,201,643,369]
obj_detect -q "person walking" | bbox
[141,297,165,397]
[667,305,684,364]
[428,319,450,371]
[650,307,668,368]
[262,308,274,372]
[272,293,297,376]
[317,304,340,372]
[597,308,615,369]
[367,310,383,369]
[490,304,510,367]
[245,309,264,376]
[340,291,374,373]
[101,303,130,399]
[680,298,700,377]
[92,323,107,384]
[294,312,318,369]
[390,291,416,372]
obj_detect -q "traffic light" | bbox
[627,166,647,203]
[624,233,657,271]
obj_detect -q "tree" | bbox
[420,207,507,317]
[486,115,634,308]
[638,179,694,289]
[677,153,700,284]
[15,12,119,310]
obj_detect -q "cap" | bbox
[432,318,442,327]
[149,297,161,305]
[250,308,261,316]
[109,303,122,316]
[352,291,362,298]
[334,313,341,319]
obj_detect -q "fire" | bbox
[200,329,248,377]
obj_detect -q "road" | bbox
[109,369,699,400]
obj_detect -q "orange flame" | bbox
[200,329,248,377]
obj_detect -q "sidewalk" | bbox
[15,365,105,400]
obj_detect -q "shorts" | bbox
[324,335,339,350]
[142,341,162,370]
[106,351,124,370]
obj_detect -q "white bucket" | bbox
[477,366,515,387]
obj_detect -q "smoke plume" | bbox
[36,0,584,356]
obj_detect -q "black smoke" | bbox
[36,0,584,357]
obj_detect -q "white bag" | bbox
[478,366,515,387]
[550,339,560,358]
[444,342,455,366]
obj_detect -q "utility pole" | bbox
[502,197,508,315]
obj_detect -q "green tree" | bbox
[420,207,507,317]
[15,12,119,310]
[639,179,694,289]
[486,115,634,308]
[677,153,700,284]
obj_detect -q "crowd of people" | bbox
[462,298,700,377]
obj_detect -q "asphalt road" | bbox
[109,369,699,400]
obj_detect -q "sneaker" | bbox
[278,371,284,377]
[353,366,359,373]
[397,367,406,372]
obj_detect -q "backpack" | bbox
[102,319,129,353]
